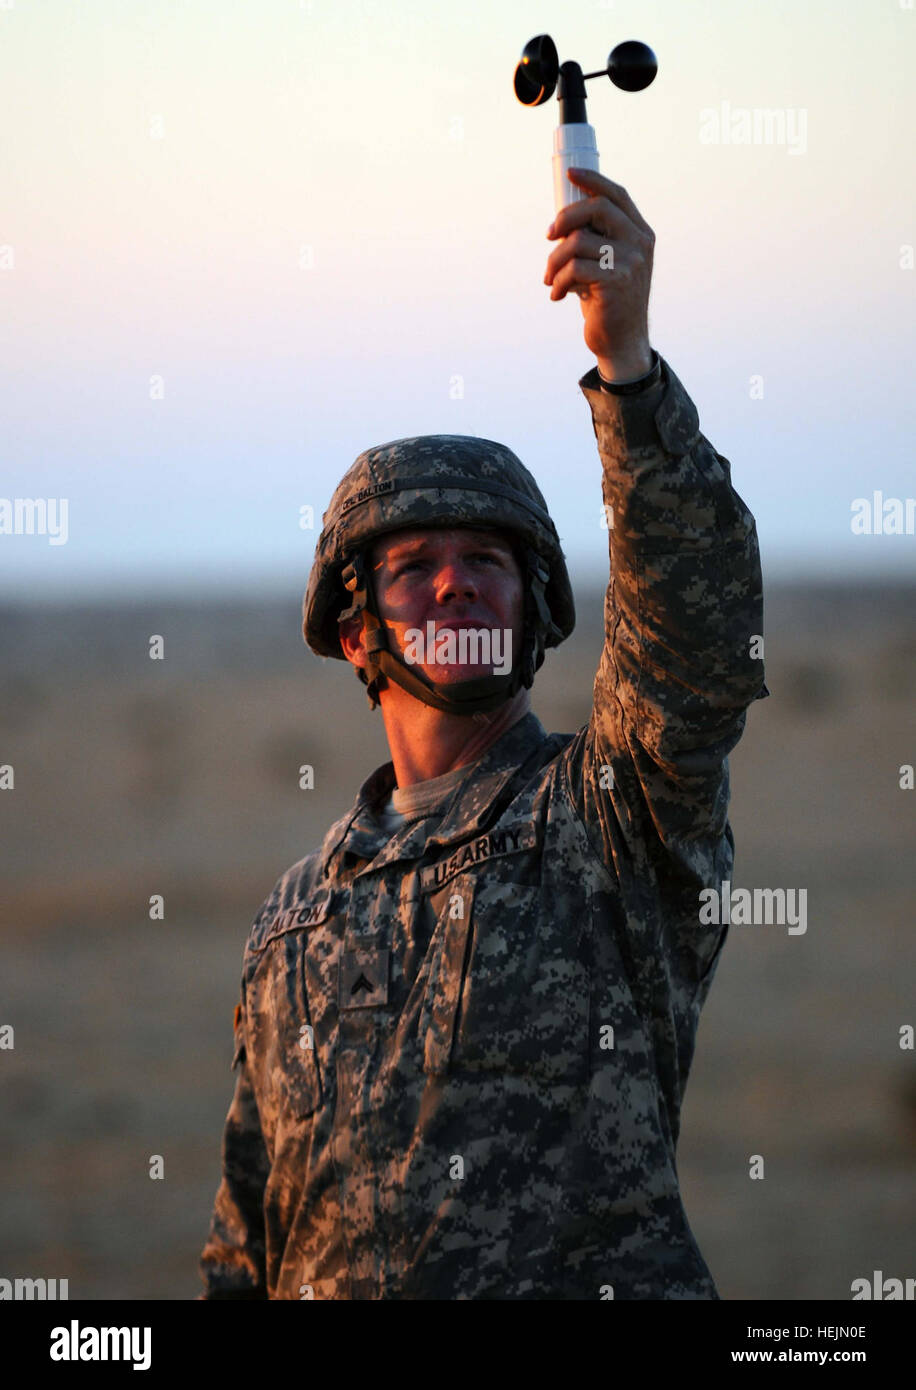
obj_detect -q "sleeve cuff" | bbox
[596,350,661,395]
[578,355,702,458]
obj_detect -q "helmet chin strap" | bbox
[338,550,557,716]
[367,634,521,714]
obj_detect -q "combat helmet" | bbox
[302,434,575,715]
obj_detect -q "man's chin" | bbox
[416,663,511,686]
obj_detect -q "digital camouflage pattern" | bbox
[198,356,767,1299]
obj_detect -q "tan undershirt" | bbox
[375,760,479,837]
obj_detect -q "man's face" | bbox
[344,526,525,687]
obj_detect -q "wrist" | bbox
[596,344,654,384]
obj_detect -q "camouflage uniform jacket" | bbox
[199,355,767,1299]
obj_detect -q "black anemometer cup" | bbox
[514,36,657,111]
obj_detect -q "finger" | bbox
[544,225,614,285]
[549,256,610,301]
[549,195,641,250]
[564,167,653,235]
[556,168,654,239]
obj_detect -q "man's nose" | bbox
[433,560,478,603]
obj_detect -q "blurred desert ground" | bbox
[1,579,913,1301]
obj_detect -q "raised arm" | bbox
[546,170,767,982]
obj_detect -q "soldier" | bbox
[198,168,767,1299]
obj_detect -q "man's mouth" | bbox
[431,620,491,633]
[400,620,513,678]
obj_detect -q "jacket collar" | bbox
[321,711,549,875]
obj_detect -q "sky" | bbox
[0,0,913,601]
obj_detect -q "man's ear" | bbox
[338,611,367,669]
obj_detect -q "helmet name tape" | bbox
[339,480,397,514]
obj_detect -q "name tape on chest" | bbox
[420,825,538,893]
[256,891,333,946]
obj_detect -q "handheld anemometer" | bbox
[513,34,658,217]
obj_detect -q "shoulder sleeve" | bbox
[560,356,767,978]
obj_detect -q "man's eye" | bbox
[392,552,502,576]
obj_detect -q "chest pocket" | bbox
[246,907,325,1121]
[420,834,590,1086]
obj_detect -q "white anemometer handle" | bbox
[553,124,600,297]
[552,121,600,215]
